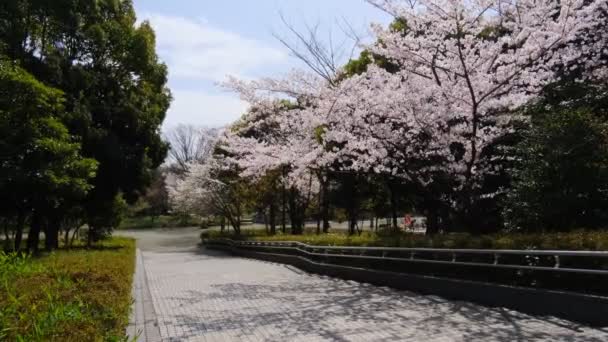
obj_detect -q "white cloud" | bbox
[163,90,249,129]
[142,13,288,81]
[137,13,289,128]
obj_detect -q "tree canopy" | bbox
[0,0,170,251]
[169,0,608,236]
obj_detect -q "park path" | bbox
[118,228,608,342]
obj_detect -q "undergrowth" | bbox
[0,237,135,341]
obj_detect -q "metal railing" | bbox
[205,239,608,276]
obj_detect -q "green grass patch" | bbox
[0,237,135,341]
[118,215,201,230]
[202,229,608,250]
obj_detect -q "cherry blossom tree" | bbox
[221,72,325,233]
[362,0,607,180]
[168,155,246,234]
[314,0,608,232]
[190,0,607,235]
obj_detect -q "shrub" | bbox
[118,214,201,229]
[202,228,608,251]
[504,108,608,232]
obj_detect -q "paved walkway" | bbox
[120,228,608,342]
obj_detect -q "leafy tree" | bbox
[0,62,97,252]
[137,169,170,219]
[504,107,608,232]
[0,0,170,245]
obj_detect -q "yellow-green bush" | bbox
[202,229,608,250]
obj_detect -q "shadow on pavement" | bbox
[164,259,601,341]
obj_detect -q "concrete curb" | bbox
[127,249,162,342]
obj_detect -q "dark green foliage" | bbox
[342,50,374,77]
[389,17,408,33]
[504,108,608,231]
[130,169,170,218]
[87,193,128,243]
[118,215,201,230]
[0,0,170,250]
[0,62,97,251]
[339,18,407,80]
[340,49,401,80]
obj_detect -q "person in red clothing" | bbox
[404,214,412,231]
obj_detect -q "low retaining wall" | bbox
[207,243,608,326]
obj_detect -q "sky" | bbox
[132,0,391,130]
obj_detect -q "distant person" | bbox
[404,214,412,231]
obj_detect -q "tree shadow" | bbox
[154,251,606,341]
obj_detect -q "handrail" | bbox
[229,239,608,257]
[204,238,608,276]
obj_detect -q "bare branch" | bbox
[273,11,362,86]
[164,124,220,173]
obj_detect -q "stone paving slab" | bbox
[139,248,608,342]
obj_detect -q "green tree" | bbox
[0,0,170,244]
[504,108,608,231]
[0,62,97,252]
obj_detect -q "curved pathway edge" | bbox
[127,248,163,342]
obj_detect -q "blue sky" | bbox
[132,0,391,129]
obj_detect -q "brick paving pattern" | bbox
[138,248,608,342]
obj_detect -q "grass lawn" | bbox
[0,237,135,341]
[118,215,201,230]
[202,229,608,250]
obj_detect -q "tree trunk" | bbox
[70,226,81,247]
[45,215,60,251]
[425,208,440,236]
[321,177,330,233]
[2,219,10,251]
[44,221,52,251]
[388,182,399,232]
[288,190,307,235]
[281,183,287,234]
[14,212,25,252]
[236,204,242,235]
[344,174,358,236]
[347,203,358,236]
[269,201,276,235]
[27,213,42,254]
[288,190,298,234]
[233,215,241,235]
[348,217,356,236]
[316,186,322,235]
[87,226,94,248]
[64,227,71,247]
